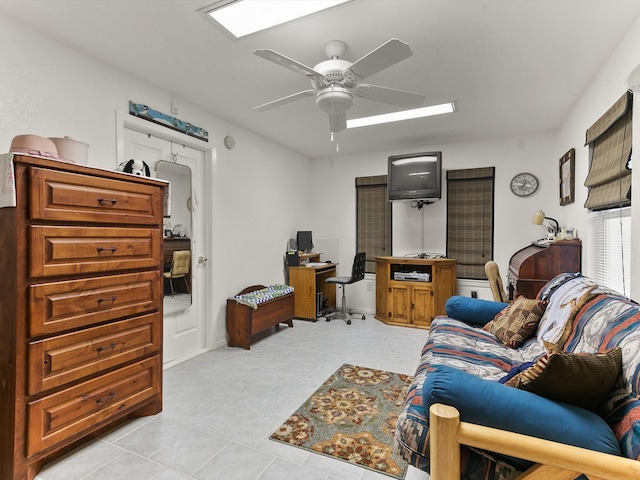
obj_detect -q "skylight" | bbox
[347,102,456,129]
[201,0,352,39]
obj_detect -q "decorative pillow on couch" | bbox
[505,347,622,411]
[483,296,547,348]
[445,295,509,327]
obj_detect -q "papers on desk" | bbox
[303,262,328,267]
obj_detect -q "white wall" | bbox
[0,14,312,349]
[554,15,640,301]
[310,16,640,310]
[2,10,640,337]
[310,132,558,308]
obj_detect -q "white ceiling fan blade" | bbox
[347,38,413,81]
[329,113,347,133]
[253,90,316,111]
[253,49,326,82]
[355,84,425,107]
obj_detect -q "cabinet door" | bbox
[433,263,457,316]
[411,285,434,327]
[390,284,411,323]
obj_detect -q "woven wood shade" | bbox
[584,91,632,210]
[446,167,495,279]
[356,175,391,273]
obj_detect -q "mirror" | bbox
[155,160,193,312]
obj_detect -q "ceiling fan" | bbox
[253,38,425,136]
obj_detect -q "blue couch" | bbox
[394,273,640,480]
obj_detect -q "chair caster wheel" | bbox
[326,318,331,322]
[361,314,366,320]
[347,319,352,325]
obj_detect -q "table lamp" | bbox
[532,210,559,235]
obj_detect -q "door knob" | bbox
[198,256,208,264]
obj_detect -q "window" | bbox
[356,175,392,274]
[446,167,495,279]
[584,92,632,295]
[587,207,631,296]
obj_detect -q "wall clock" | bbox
[510,172,539,197]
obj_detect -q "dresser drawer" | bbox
[29,271,161,336]
[29,226,161,278]
[30,167,162,225]
[28,313,161,395]
[27,356,160,457]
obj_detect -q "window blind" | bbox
[584,91,632,210]
[356,175,391,274]
[446,167,495,279]
[587,207,631,297]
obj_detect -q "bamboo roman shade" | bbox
[584,91,632,210]
[356,175,391,274]
[446,167,495,279]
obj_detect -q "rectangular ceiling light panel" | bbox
[347,102,456,129]
[201,0,352,39]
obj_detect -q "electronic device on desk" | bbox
[387,151,442,202]
[532,238,552,247]
[416,252,445,259]
[296,230,314,253]
[286,251,300,266]
[394,271,431,282]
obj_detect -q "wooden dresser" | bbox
[0,155,165,480]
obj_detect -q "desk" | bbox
[288,253,336,319]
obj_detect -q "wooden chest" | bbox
[226,285,295,349]
[0,155,165,480]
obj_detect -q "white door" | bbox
[124,127,208,365]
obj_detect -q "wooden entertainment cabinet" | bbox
[0,155,165,480]
[375,256,457,329]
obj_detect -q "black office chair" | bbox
[325,252,366,325]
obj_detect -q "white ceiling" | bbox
[2,0,640,159]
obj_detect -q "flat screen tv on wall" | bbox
[387,151,442,201]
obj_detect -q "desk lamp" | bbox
[532,210,559,235]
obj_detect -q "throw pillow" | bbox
[445,295,509,327]
[505,347,622,411]
[483,296,547,348]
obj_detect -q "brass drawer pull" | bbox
[96,295,117,304]
[97,197,117,206]
[96,342,117,352]
[96,392,116,405]
[96,246,117,254]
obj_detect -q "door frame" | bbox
[117,111,217,359]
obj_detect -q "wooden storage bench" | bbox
[226,284,295,349]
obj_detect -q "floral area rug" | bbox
[270,364,413,479]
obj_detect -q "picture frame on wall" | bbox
[559,148,575,206]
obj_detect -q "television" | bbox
[387,151,442,201]
[296,230,314,253]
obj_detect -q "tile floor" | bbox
[35,315,431,480]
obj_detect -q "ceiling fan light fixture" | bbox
[347,102,455,129]
[316,87,353,115]
[200,0,352,39]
